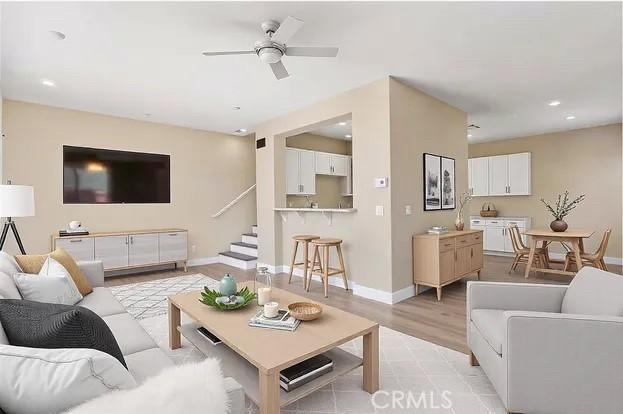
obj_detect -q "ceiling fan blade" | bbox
[285,47,339,57]
[270,60,290,80]
[202,50,255,56]
[271,16,304,44]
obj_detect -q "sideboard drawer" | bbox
[439,239,455,253]
[55,237,95,262]
[456,234,471,247]
[159,232,188,263]
[470,232,483,245]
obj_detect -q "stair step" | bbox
[243,232,257,237]
[219,251,256,261]
[231,242,257,248]
[241,233,258,245]
[230,242,258,257]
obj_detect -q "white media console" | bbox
[52,229,188,273]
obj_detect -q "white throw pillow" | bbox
[0,271,21,300]
[0,250,22,276]
[67,358,228,414]
[13,257,83,305]
[0,345,136,414]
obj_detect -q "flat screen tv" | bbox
[63,146,170,204]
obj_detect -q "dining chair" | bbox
[564,229,611,271]
[508,224,549,273]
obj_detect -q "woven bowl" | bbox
[288,302,323,321]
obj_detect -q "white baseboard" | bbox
[485,251,623,266]
[283,265,347,289]
[187,256,219,267]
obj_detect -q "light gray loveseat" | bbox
[467,266,623,414]
[0,259,245,414]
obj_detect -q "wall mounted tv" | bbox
[63,146,171,204]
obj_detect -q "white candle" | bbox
[257,287,271,306]
[264,302,279,318]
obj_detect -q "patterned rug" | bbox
[115,274,505,413]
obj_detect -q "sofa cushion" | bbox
[561,267,623,316]
[471,309,505,355]
[0,251,21,276]
[50,248,93,296]
[79,287,126,317]
[0,271,20,300]
[103,313,157,356]
[67,358,227,414]
[0,345,136,414]
[125,348,175,384]
[0,299,127,369]
[13,258,84,306]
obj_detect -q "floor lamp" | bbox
[0,183,35,254]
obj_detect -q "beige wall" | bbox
[389,78,468,291]
[254,77,466,296]
[286,133,353,209]
[254,78,393,292]
[2,100,256,260]
[469,124,622,258]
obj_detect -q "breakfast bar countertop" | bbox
[274,207,357,213]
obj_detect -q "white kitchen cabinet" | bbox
[331,154,349,176]
[285,148,316,195]
[488,155,509,196]
[159,232,188,263]
[471,216,531,253]
[129,233,159,266]
[469,157,489,196]
[507,153,531,195]
[56,237,95,262]
[95,235,129,270]
[469,152,530,197]
[341,156,353,195]
[315,152,349,177]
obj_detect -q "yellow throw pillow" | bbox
[14,254,48,274]
[49,248,93,296]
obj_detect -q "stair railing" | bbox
[212,184,256,218]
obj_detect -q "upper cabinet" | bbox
[468,152,531,196]
[285,148,316,195]
[315,152,349,176]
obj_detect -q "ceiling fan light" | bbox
[258,47,282,64]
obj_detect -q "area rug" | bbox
[115,274,505,413]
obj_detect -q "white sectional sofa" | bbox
[0,259,245,414]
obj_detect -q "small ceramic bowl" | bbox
[288,302,322,321]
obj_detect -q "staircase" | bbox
[218,225,258,269]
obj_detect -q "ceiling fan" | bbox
[202,16,339,80]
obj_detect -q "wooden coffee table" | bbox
[168,281,379,414]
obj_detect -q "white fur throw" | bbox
[67,358,229,414]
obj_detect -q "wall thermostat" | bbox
[374,177,389,188]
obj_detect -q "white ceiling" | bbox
[309,119,352,140]
[1,2,621,142]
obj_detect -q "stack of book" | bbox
[427,225,449,235]
[59,228,90,237]
[280,354,333,392]
[248,309,300,332]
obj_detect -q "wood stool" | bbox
[288,235,321,288]
[309,238,348,297]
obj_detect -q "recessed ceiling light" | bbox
[548,100,561,106]
[144,113,151,118]
[344,134,352,138]
[235,128,248,134]
[233,106,241,110]
[467,134,473,138]
[40,79,56,87]
[338,122,347,126]
[50,30,66,40]
[565,115,576,120]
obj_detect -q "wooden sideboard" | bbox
[412,229,483,301]
[52,229,188,273]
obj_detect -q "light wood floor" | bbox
[105,255,622,354]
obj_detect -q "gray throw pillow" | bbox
[0,299,127,368]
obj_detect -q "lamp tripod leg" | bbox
[0,222,10,252]
[10,222,26,254]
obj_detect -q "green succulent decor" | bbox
[199,286,256,311]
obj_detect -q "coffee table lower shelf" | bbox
[179,322,363,407]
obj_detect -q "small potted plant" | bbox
[455,190,472,231]
[540,190,585,232]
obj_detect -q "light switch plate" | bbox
[376,205,384,216]
[405,205,412,216]
[374,177,389,188]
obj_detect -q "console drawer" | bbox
[159,232,188,263]
[55,237,95,262]
[439,239,455,253]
